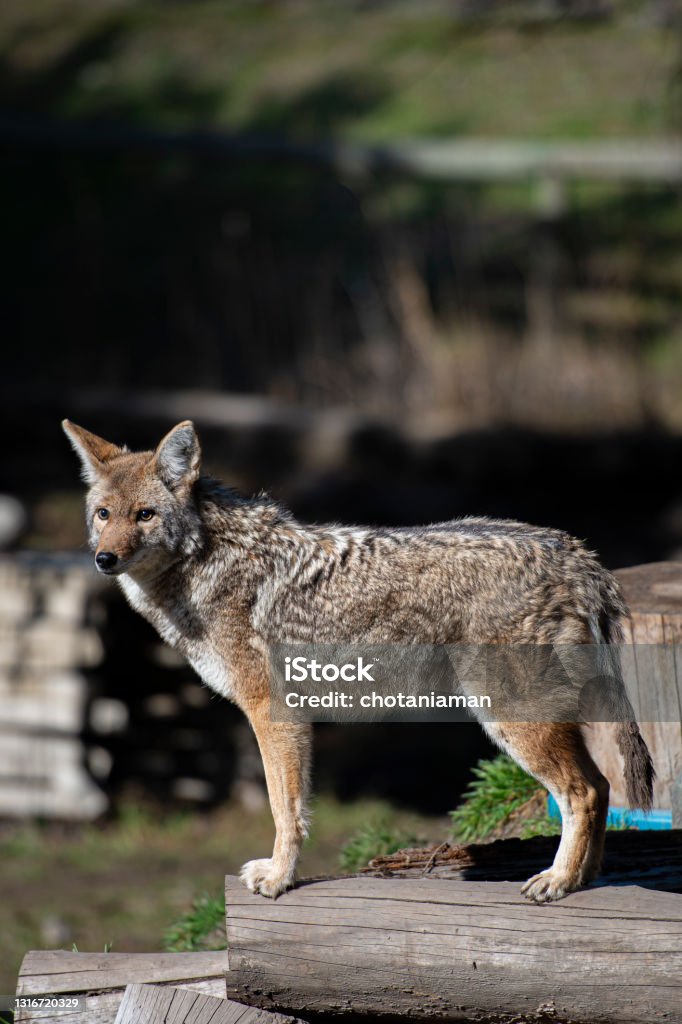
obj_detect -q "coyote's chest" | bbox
[186,647,233,698]
[119,574,235,698]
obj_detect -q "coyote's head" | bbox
[62,420,204,578]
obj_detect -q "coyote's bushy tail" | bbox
[616,721,655,810]
[599,589,655,812]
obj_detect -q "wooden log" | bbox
[0,672,87,731]
[588,563,682,812]
[114,984,306,1024]
[0,730,107,819]
[363,829,682,891]
[15,951,229,1024]
[224,873,682,1024]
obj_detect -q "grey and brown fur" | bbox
[62,418,654,903]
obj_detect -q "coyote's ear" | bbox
[152,421,201,491]
[62,420,122,484]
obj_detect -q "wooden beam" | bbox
[224,874,682,1023]
[15,951,229,1024]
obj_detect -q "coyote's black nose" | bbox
[96,551,118,571]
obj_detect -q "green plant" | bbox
[164,892,226,953]
[518,813,562,840]
[449,754,544,843]
[339,820,419,872]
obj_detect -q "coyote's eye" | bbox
[96,508,109,521]
[137,509,155,522]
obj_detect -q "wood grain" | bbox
[616,562,682,615]
[224,873,682,1023]
[15,951,229,1024]
[114,984,306,1024]
[588,564,682,809]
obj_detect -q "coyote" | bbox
[63,419,654,902]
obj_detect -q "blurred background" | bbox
[3,0,682,996]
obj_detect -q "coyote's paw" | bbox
[521,868,582,903]
[240,858,294,899]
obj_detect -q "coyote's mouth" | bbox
[95,562,125,576]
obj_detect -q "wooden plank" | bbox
[17,950,230,994]
[664,614,682,826]
[0,731,83,777]
[584,722,627,805]
[586,565,682,810]
[15,951,229,1024]
[0,733,107,819]
[630,614,681,720]
[224,874,682,1024]
[583,709,680,808]
[616,562,682,615]
[0,672,86,731]
[662,615,682,739]
[0,621,102,671]
[629,613,682,809]
[114,984,306,1024]
[13,992,118,1024]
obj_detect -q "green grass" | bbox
[517,812,563,840]
[164,892,226,953]
[449,754,548,843]
[449,754,634,843]
[0,0,676,141]
[339,820,422,872]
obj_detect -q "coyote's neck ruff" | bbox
[63,418,654,903]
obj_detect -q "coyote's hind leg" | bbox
[485,722,609,902]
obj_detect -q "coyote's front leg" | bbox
[239,702,312,898]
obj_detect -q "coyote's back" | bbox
[245,515,629,648]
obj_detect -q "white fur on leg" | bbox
[521,867,580,903]
[240,857,296,899]
[521,792,584,903]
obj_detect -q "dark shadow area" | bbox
[249,70,390,138]
[314,721,496,814]
[290,424,682,568]
[365,829,682,891]
[4,133,682,404]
